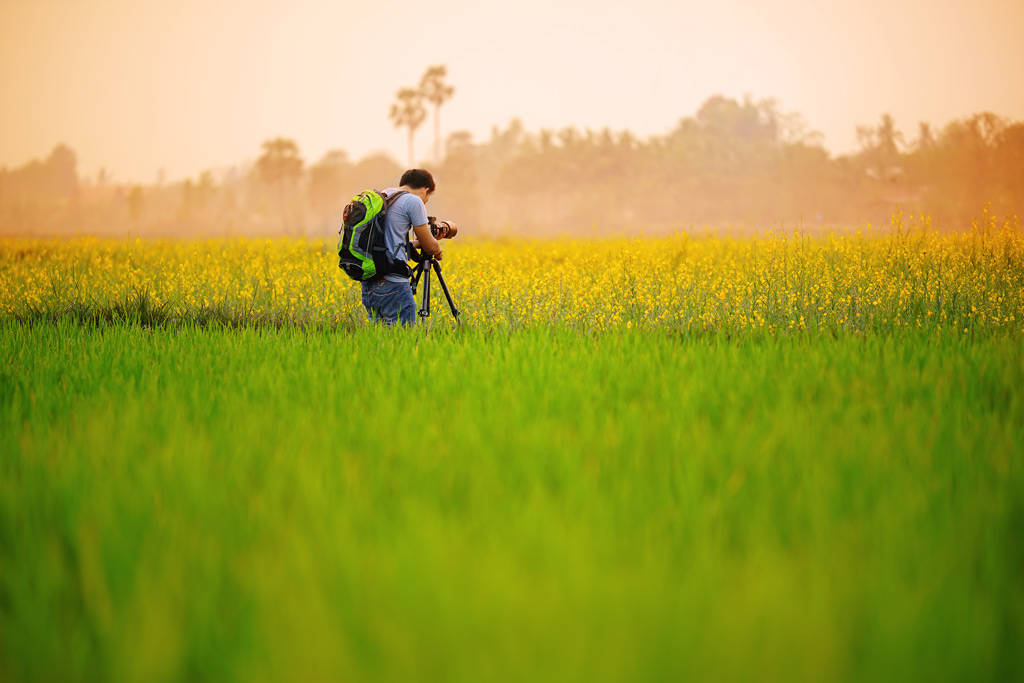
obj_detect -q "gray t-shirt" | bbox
[381,188,428,283]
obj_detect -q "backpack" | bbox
[337,189,408,281]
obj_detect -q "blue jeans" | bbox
[361,279,417,325]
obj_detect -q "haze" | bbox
[2,0,1023,183]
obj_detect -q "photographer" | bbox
[362,169,442,325]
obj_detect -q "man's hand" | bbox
[412,223,443,259]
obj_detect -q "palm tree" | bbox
[390,88,426,167]
[419,65,455,165]
[876,113,904,160]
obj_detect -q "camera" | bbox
[428,216,458,240]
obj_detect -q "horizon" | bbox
[2,0,1023,184]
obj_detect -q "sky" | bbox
[1,0,1022,184]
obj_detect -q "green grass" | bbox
[2,321,1023,682]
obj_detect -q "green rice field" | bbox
[2,321,1022,682]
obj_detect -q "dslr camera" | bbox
[428,216,458,240]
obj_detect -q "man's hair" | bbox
[400,168,436,193]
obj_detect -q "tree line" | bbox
[1,85,1022,238]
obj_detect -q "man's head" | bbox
[400,168,436,203]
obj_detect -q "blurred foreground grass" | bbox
[2,322,1022,682]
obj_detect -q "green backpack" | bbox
[337,189,408,281]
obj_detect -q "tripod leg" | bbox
[431,260,461,320]
[418,258,432,318]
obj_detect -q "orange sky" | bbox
[2,0,1022,184]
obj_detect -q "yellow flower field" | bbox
[2,212,1021,337]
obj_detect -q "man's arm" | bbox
[412,223,443,260]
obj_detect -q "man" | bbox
[362,168,443,325]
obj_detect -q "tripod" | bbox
[409,251,460,320]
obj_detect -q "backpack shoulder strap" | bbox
[381,189,408,210]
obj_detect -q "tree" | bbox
[994,122,1024,211]
[857,113,905,182]
[256,137,304,234]
[419,65,455,165]
[257,138,304,186]
[127,186,144,225]
[437,130,481,228]
[195,171,216,216]
[914,122,935,152]
[308,149,352,233]
[876,113,903,159]
[179,178,195,221]
[940,113,1006,221]
[350,152,403,191]
[46,144,78,200]
[390,88,426,167]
